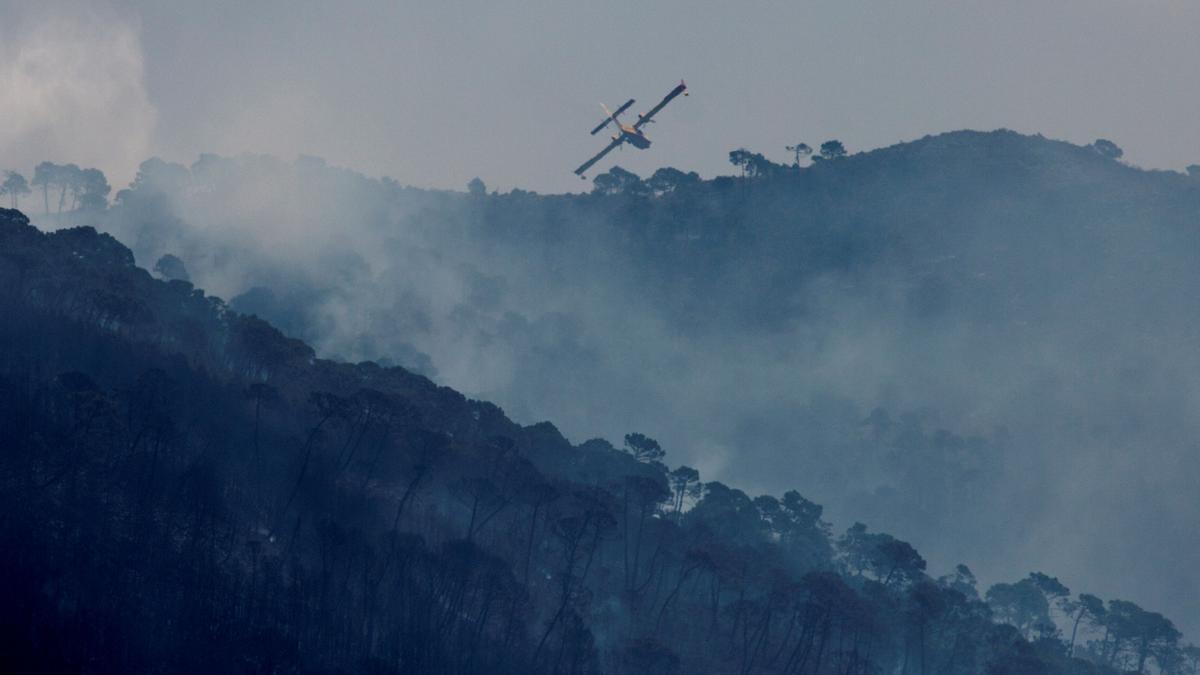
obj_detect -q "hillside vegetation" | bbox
[5,129,1200,672]
[0,196,1195,673]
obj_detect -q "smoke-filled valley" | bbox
[6,128,1200,672]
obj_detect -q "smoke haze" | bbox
[0,3,155,188]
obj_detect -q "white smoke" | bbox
[0,3,156,190]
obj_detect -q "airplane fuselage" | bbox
[618,126,651,149]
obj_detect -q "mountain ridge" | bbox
[4,127,1200,671]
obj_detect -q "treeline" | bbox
[0,162,111,224]
[1,203,1198,674]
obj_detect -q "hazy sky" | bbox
[3,0,1199,192]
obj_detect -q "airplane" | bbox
[574,80,688,179]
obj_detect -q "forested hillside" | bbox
[0,191,1197,673]
[6,129,1200,672]
[38,130,1200,638]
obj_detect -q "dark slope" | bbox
[0,205,1162,673]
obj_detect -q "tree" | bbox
[1064,593,1104,658]
[745,152,782,179]
[592,166,645,196]
[467,177,487,196]
[624,432,664,463]
[1028,571,1070,624]
[451,436,533,541]
[520,479,559,585]
[729,148,753,178]
[645,167,699,195]
[533,488,616,668]
[906,580,949,674]
[1,171,31,209]
[228,314,315,379]
[78,168,111,212]
[31,162,57,216]
[986,578,1052,640]
[618,473,670,593]
[54,163,82,216]
[728,149,779,179]
[838,522,925,587]
[280,391,350,516]
[785,142,813,167]
[818,140,847,160]
[667,465,700,519]
[761,490,832,570]
[1027,572,1068,600]
[1100,599,1181,673]
[1092,138,1124,160]
[878,539,926,588]
[388,429,449,531]
[687,481,768,546]
[937,564,979,600]
[153,254,190,282]
[1179,645,1200,675]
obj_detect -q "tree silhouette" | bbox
[729,148,753,178]
[1093,138,1124,160]
[818,139,847,160]
[153,254,190,282]
[78,168,111,212]
[54,163,82,217]
[667,465,700,520]
[729,149,781,179]
[624,432,665,463]
[937,563,979,599]
[785,142,813,167]
[592,166,645,196]
[1064,592,1105,658]
[986,577,1052,640]
[31,161,56,216]
[646,167,699,195]
[1,171,31,209]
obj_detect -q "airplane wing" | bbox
[590,98,635,135]
[574,136,624,177]
[633,80,687,130]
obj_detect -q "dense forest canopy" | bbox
[4,128,1200,672]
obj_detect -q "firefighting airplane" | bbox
[573,80,688,178]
